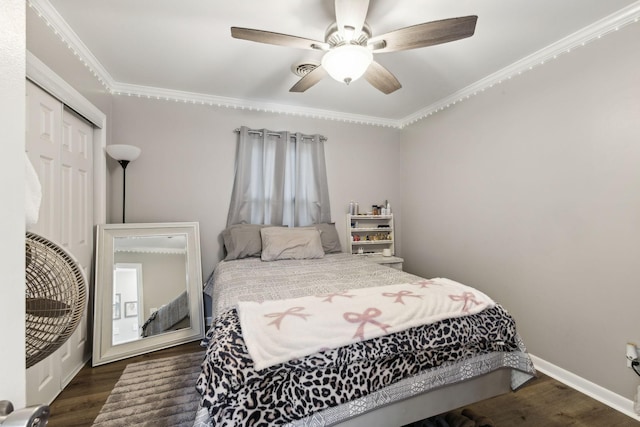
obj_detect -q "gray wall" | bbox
[399,23,640,399]
[109,96,403,279]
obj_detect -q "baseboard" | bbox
[60,354,91,391]
[530,354,640,421]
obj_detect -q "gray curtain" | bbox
[227,126,331,227]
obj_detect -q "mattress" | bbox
[194,253,535,426]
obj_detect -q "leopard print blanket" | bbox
[195,304,519,427]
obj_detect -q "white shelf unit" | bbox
[347,214,395,256]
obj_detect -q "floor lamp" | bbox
[105,144,141,223]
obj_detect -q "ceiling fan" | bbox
[231,0,477,94]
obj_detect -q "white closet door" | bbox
[25,80,94,405]
[25,80,63,405]
[26,81,62,239]
[58,109,93,384]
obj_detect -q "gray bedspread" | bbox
[204,253,424,318]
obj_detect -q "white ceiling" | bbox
[30,0,640,126]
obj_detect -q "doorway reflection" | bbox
[111,234,190,346]
[112,263,143,345]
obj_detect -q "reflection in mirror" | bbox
[93,222,204,366]
[112,263,143,345]
[111,235,190,345]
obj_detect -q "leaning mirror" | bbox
[92,222,204,366]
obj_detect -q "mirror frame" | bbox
[92,222,204,366]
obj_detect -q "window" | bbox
[227,126,331,226]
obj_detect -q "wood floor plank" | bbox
[48,341,202,427]
[47,342,640,426]
[461,373,640,426]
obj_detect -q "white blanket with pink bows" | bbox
[237,277,495,370]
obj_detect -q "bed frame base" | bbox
[333,368,512,427]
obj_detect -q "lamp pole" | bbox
[105,144,141,224]
[118,160,130,223]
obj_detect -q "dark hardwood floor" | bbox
[463,373,639,427]
[47,341,203,427]
[48,342,640,426]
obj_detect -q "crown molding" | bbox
[27,0,401,128]
[110,82,402,128]
[399,2,640,128]
[114,247,186,255]
[26,50,106,128]
[28,0,116,90]
[28,0,640,130]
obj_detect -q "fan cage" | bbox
[25,232,87,368]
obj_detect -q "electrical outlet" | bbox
[627,343,638,368]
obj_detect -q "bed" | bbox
[192,225,535,427]
[140,290,190,337]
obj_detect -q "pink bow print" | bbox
[316,291,355,303]
[382,290,422,304]
[344,307,390,340]
[449,292,481,313]
[412,280,440,288]
[265,306,311,329]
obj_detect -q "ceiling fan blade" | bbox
[290,65,329,92]
[335,0,369,40]
[368,16,478,53]
[231,27,329,51]
[364,61,401,94]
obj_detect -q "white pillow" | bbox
[260,227,325,261]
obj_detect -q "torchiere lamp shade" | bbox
[105,144,141,162]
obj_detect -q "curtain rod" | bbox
[234,128,327,142]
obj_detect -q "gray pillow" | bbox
[260,227,325,261]
[314,223,342,253]
[222,224,265,260]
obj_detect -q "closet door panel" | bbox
[25,80,95,404]
[26,80,62,240]
[25,80,63,405]
[59,109,94,383]
[60,110,93,267]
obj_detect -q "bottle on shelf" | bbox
[378,200,391,215]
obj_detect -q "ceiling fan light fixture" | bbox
[321,44,373,85]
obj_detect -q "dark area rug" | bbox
[92,351,205,427]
